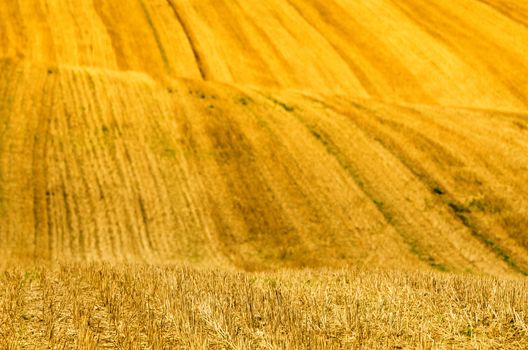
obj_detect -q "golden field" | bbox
[0,0,528,348]
[0,265,527,349]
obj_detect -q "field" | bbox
[1,0,528,348]
[1,266,527,349]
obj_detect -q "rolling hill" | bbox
[2,0,528,110]
[1,59,528,277]
[1,0,528,276]
[1,0,528,348]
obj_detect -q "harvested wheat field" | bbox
[0,0,527,348]
[1,265,528,349]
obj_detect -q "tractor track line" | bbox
[165,0,208,80]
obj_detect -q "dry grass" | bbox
[0,265,526,349]
[1,1,528,348]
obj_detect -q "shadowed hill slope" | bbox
[0,1,528,275]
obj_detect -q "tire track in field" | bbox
[237,92,341,253]
[78,70,147,261]
[166,0,208,79]
[137,0,171,74]
[72,70,134,261]
[175,87,251,267]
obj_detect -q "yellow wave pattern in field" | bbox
[0,1,527,275]
[1,0,528,110]
[1,59,528,275]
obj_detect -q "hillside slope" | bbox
[1,59,528,275]
[0,0,528,275]
[1,0,528,110]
